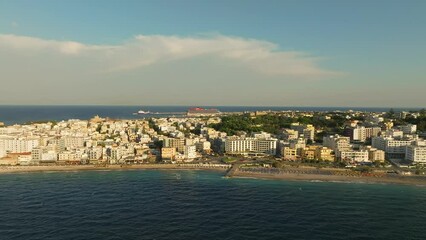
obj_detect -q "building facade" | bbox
[224,137,277,155]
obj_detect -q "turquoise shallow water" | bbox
[0,170,426,240]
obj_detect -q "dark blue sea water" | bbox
[0,105,421,125]
[0,170,425,240]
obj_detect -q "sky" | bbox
[0,0,425,107]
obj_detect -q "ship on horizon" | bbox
[133,110,151,115]
[187,107,220,116]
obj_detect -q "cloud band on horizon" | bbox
[0,33,340,78]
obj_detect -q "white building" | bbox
[196,141,211,152]
[400,124,417,135]
[0,136,39,153]
[0,127,20,135]
[224,137,277,155]
[58,151,80,161]
[41,152,57,162]
[110,147,124,161]
[352,126,366,142]
[60,136,85,150]
[252,132,272,139]
[18,154,32,165]
[360,146,386,162]
[281,129,299,141]
[406,141,426,163]
[32,147,58,163]
[366,115,384,124]
[383,129,404,139]
[340,150,369,163]
[372,136,414,159]
[31,148,43,161]
[290,123,315,142]
[139,134,152,144]
[88,147,103,161]
[289,138,306,156]
[345,126,381,142]
[163,138,185,153]
[184,145,197,159]
[323,135,351,157]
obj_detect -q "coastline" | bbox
[2,164,426,187]
[231,170,426,186]
[0,164,230,174]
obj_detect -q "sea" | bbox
[0,105,421,126]
[0,170,425,240]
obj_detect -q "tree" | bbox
[96,124,102,133]
[153,140,163,149]
[386,108,395,118]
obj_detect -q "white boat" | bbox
[133,110,151,115]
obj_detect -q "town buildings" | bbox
[0,110,424,167]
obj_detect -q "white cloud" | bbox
[0,34,339,77]
[0,33,348,105]
[0,34,89,55]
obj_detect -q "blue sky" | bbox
[0,0,425,107]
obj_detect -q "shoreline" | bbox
[0,164,230,174]
[2,164,426,187]
[231,170,426,186]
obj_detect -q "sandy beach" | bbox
[0,164,231,174]
[232,169,426,186]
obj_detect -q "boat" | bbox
[187,107,220,116]
[133,110,151,115]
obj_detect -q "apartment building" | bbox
[161,147,176,160]
[372,136,414,159]
[314,147,334,161]
[340,150,369,163]
[406,141,426,163]
[323,135,351,157]
[0,136,40,153]
[344,126,381,142]
[184,145,197,159]
[400,124,417,135]
[290,123,315,142]
[224,137,277,155]
[281,147,298,160]
[163,138,185,153]
[281,129,299,141]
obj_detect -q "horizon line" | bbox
[0,104,424,110]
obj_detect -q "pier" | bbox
[225,163,241,178]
